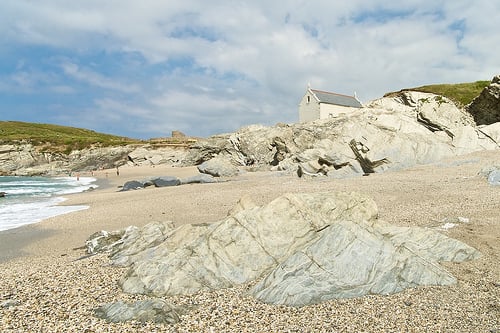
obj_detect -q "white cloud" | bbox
[0,0,498,138]
[60,62,140,93]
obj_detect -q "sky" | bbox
[0,1,498,139]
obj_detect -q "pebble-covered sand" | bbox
[1,151,499,332]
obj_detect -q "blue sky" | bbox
[0,1,498,139]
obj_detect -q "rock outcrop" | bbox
[467,75,500,125]
[0,144,132,176]
[2,86,499,177]
[127,146,189,166]
[182,91,499,178]
[0,143,190,176]
[94,191,480,307]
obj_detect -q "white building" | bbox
[298,86,363,123]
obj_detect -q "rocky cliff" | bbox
[1,77,499,177]
[184,90,500,178]
[0,143,189,176]
[467,75,500,125]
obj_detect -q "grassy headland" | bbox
[385,80,489,107]
[0,121,141,153]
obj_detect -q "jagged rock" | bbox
[94,298,187,324]
[119,192,377,296]
[85,222,175,265]
[127,146,188,166]
[197,156,239,177]
[3,86,498,177]
[114,192,480,306]
[151,176,181,187]
[110,221,175,267]
[479,122,500,146]
[467,75,500,125]
[250,220,480,306]
[0,143,191,176]
[182,91,498,178]
[86,227,137,254]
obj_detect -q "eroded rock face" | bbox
[467,75,500,125]
[183,91,498,177]
[0,144,133,176]
[101,192,480,306]
[251,220,479,306]
[127,146,188,166]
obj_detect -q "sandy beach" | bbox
[0,151,499,332]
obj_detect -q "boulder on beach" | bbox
[120,180,145,191]
[151,176,181,187]
[94,298,187,324]
[100,191,480,306]
[197,156,239,177]
[180,173,217,184]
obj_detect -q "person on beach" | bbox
[116,166,120,176]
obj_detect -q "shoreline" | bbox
[0,164,201,261]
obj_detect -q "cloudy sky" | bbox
[0,1,498,139]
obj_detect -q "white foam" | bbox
[0,197,88,231]
[0,176,96,232]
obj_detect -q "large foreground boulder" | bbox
[106,191,480,306]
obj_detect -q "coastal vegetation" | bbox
[0,121,198,154]
[0,121,141,153]
[385,80,489,107]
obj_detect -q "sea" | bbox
[0,176,97,232]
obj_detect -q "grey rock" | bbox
[114,191,479,306]
[120,180,145,191]
[85,222,174,265]
[94,298,187,324]
[488,169,500,186]
[151,176,181,187]
[119,192,377,296]
[85,227,135,254]
[197,156,239,177]
[251,221,480,306]
[467,75,500,125]
[180,174,218,184]
[110,221,175,267]
[1,299,21,308]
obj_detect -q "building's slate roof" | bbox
[311,89,362,108]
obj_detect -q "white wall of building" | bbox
[298,90,320,122]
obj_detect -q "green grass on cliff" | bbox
[0,121,141,153]
[385,80,490,107]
